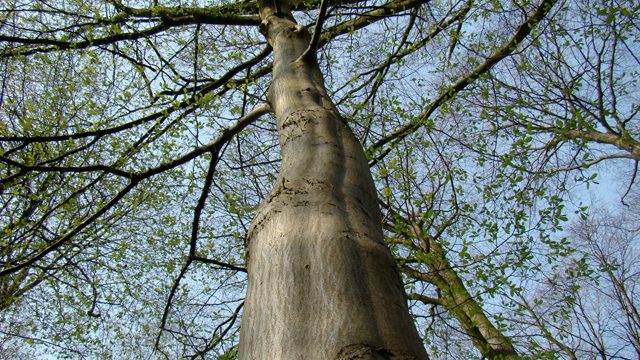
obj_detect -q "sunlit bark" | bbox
[238,1,429,359]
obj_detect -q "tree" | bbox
[238,1,427,358]
[497,189,640,360]
[0,0,638,358]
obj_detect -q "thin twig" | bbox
[190,256,247,272]
[155,259,193,350]
[621,160,638,207]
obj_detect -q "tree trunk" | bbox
[238,1,429,359]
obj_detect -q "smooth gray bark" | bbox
[237,1,429,359]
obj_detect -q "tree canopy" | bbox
[0,0,639,358]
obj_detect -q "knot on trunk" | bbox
[258,19,269,35]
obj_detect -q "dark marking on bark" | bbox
[335,344,418,360]
[245,177,338,242]
[297,87,323,104]
[279,109,323,145]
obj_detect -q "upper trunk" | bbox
[237,1,429,359]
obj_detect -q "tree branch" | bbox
[0,156,132,178]
[300,0,329,62]
[134,103,271,180]
[0,103,271,277]
[367,0,559,165]
[0,180,139,277]
[0,46,271,143]
[190,256,247,272]
[408,292,445,306]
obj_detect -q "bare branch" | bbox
[408,292,445,306]
[190,256,247,272]
[299,0,329,62]
[0,156,132,178]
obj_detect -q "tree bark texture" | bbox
[238,1,429,359]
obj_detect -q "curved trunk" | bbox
[238,1,429,359]
[426,238,518,359]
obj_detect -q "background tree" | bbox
[0,0,638,358]
[496,187,640,360]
